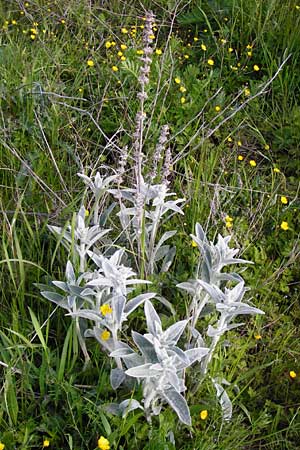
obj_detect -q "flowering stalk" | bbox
[133,11,154,265]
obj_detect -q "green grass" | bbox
[0,0,299,449]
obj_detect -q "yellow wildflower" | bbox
[207,59,214,66]
[295,5,300,9]
[280,221,289,231]
[105,41,112,49]
[215,105,221,112]
[101,330,111,341]
[280,196,288,205]
[61,19,66,24]
[180,97,186,104]
[184,54,189,59]
[149,34,155,40]
[220,38,227,44]
[237,140,242,146]
[227,137,233,142]
[155,49,162,55]
[43,440,50,448]
[238,155,244,161]
[226,221,233,228]
[247,51,252,57]
[112,66,118,72]
[225,215,233,222]
[84,209,89,216]
[289,370,297,378]
[121,27,128,34]
[30,28,38,34]
[201,44,207,51]
[98,436,110,450]
[193,37,199,42]
[253,64,260,71]
[246,44,253,49]
[249,160,257,167]
[254,334,262,340]
[120,44,127,50]
[264,144,270,150]
[136,49,144,55]
[30,34,36,40]
[0,443,5,450]
[191,240,197,247]
[228,47,234,53]
[100,304,112,316]
[11,20,17,25]
[87,60,94,67]
[120,56,126,61]
[273,167,280,173]
[200,410,208,420]
[111,41,116,46]
[244,88,250,96]
[174,77,181,84]
[117,51,123,56]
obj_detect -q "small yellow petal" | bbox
[253,64,260,71]
[200,410,208,420]
[280,196,288,205]
[280,221,289,231]
[101,330,111,341]
[289,370,297,378]
[207,58,214,66]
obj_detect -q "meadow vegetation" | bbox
[0,0,299,449]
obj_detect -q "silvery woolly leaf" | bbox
[162,200,185,216]
[110,368,126,390]
[198,280,225,303]
[124,293,156,316]
[41,291,69,309]
[153,245,170,263]
[212,379,232,421]
[163,320,189,345]
[125,363,159,378]
[112,295,126,327]
[132,331,158,362]
[216,303,264,316]
[163,388,191,426]
[154,231,177,255]
[144,301,162,335]
[52,281,69,292]
[161,246,176,273]
[215,272,244,283]
[184,347,209,365]
[176,281,198,295]
[110,347,135,358]
[119,399,144,417]
[66,260,76,283]
[225,281,245,303]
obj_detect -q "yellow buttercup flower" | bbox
[117,51,123,56]
[237,140,242,146]
[87,60,94,67]
[247,51,252,57]
[238,155,244,161]
[149,34,155,40]
[179,86,186,93]
[289,370,297,378]
[155,49,162,55]
[253,64,260,71]
[273,167,280,173]
[246,44,253,49]
[215,105,221,112]
[225,215,233,223]
[264,144,270,150]
[120,44,127,50]
[244,88,251,96]
[112,66,118,72]
[120,56,126,61]
[254,334,262,340]
[98,436,110,450]
[201,43,207,51]
[180,97,186,104]
[227,137,233,142]
[280,221,289,231]
[191,240,197,247]
[280,196,288,205]
[30,34,36,40]
[207,59,214,66]
[100,304,112,316]
[0,443,5,450]
[226,221,233,228]
[136,49,144,55]
[249,160,257,167]
[121,27,128,34]
[228,47,234,53]
[193,37,199,42]
[174,77,181,84]
[184,54,189,59]
[43,440,50,448]
[101,330,111,341]
[200,410,208,420]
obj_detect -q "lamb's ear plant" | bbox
[33,9,266,437]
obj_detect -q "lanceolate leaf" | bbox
[163,388,191,426]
